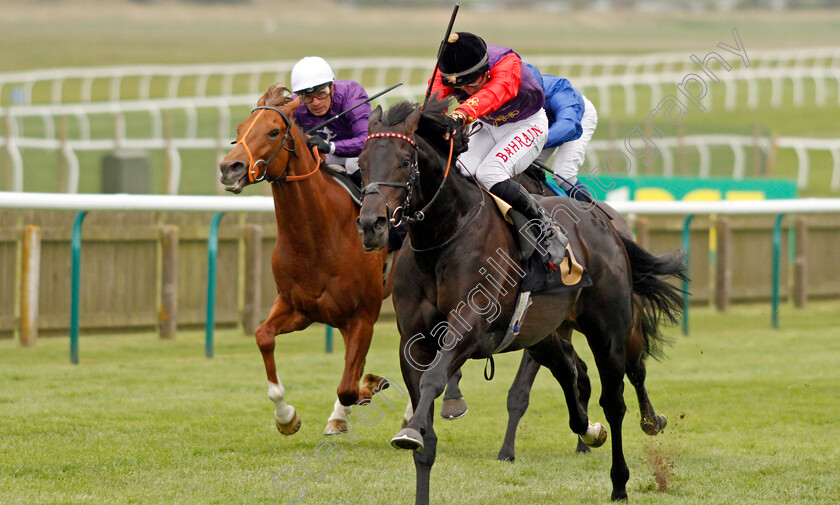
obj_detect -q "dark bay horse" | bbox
[499,173,674,459]
[356,99,687,503]
[218,86,394,436]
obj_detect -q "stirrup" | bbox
[542,228,568,267]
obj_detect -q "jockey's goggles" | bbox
[299,84,332,103]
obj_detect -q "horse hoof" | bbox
[440,397,468,420]
[641,414,667,436]
[276,411,302,436]
[391,428,424,451]
[575,437,591,454]
[497,451,515,462]
[363,373,388,392]
[323,418,349,435]
[581,422,607,448]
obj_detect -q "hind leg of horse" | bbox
[525,327,600,444]
[257,295,309,435]
[441,368,468,420]
[572,345,594,453]
[402,371,465,428]
[626,320,667,435]
[324,317,377,435]
[498,351,540,462]
[584,325,631,501]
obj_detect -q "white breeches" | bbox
[538,95,597,180]
[456,109,549,189]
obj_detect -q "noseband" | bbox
[361,132,454,227]
[361,132,420,227]
[236,105,320,183]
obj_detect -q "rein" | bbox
[237,105,320,183]
[363,129,483,252]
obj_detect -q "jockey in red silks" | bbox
[429,32,568,267]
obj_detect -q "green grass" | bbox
[1,301,839,504]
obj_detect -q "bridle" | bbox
[235,105,319,183]
[361,131,454,228]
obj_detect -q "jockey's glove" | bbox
[307,136,335,154]
[448,110,468,126]
[443,110,468,138]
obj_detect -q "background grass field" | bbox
[1,1,839,196]
[2,3,840,504]
[1,301,839,505]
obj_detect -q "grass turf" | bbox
[1,301,839,504]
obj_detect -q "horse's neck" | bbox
[409,141,485,245]
[269,133,337,250]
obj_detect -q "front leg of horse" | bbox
[441,368,468,420]
[324,319,376,435]
[391,349,456,505]
[257,296,308,436]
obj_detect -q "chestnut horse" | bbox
[357,99,687,503]
[218,86,392,436]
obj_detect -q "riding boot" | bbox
[489,179,568,267]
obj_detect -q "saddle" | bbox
[487,193,591,294]
[486,193,593,355]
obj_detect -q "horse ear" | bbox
[405,104,422,133]
[281,96,300,113]
[369,105,383,132]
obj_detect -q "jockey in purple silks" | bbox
[291,56,370,178]
[429,32,567,268]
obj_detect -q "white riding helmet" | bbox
[290,56,335,93]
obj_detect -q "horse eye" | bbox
[268,129,280,137]
[401,158,411,169]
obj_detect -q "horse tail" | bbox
[619,234,689,360]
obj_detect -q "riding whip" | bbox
[423,3,460,106]
[532,159,612,218]
[305,82,404,135]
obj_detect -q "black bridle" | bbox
[361,132,455,228]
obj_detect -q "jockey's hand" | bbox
[307,136,334,154]
[443,110,467,140]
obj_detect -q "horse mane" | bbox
[416,95,470,159]
[258,85,296,107]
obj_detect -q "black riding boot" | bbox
[490,179,568,267]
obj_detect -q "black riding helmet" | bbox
[438,32,490,87]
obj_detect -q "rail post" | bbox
[243,224,262,336]
[793,216,808,308]
[206,212,224,358]
[681,214,694,336]
[159,225,179,340]
[20,225,41,347]
[771,213,785,329]
[70,211,88,364]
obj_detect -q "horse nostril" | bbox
[229,161,245,172]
